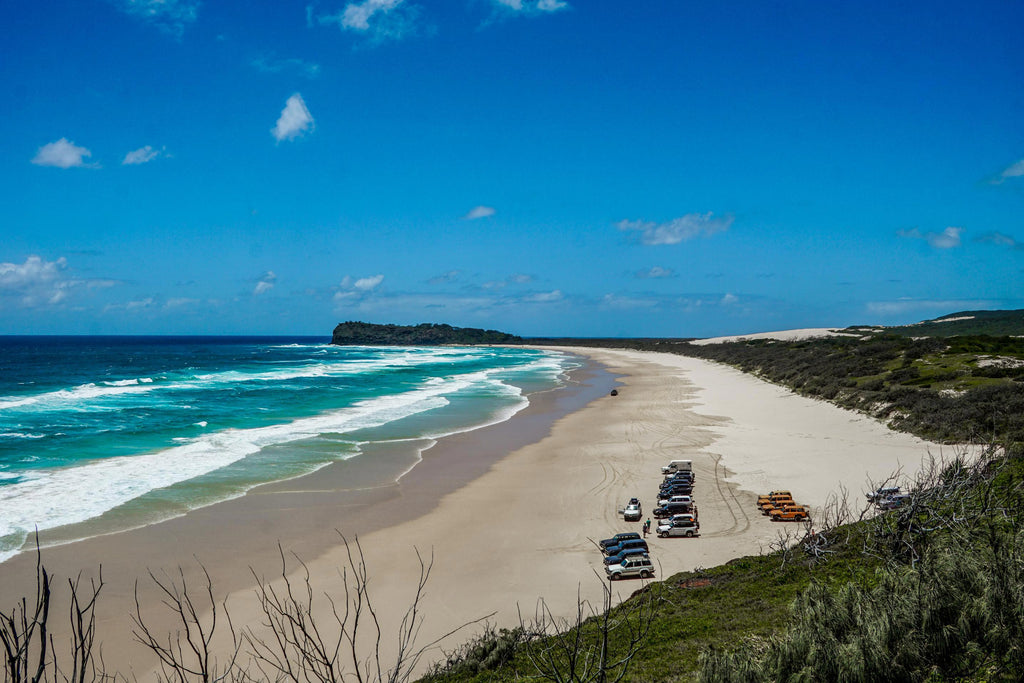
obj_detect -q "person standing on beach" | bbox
[643,519,651,536]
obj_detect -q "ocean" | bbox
[0,336,579,562]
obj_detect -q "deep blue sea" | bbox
[0,337,577,561]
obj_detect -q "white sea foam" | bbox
[0,368,523,555]
[0,432,46,439]
[0,381,160,411]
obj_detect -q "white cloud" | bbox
[721,293,739,305]
[523,290,562,303]
[0,256,115,308]
[164,297,198,308]
[492,0,568,13]
[976,231,1022,250]
[636,266,675,279]
[354,274,384,290]
[272,94,315,142]
[316,0,421,43]
[509,273,533,284]
[122,145,164,165]
[109,0,199,36]
[254,271,277,295]
[898,226,963,249]
[252,56,321,78]
[992,159,1024,184]
[32,138,96,169]
[463,205,496,220]
[618,212,733,246]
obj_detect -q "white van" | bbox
[661,459,693,475]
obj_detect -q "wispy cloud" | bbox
[272,94,315,142]
[991,159,1024,185]
[523,289,563,303]
[601,293,658,309]
[31,138,97,169]
[490,0,569,15]
[635,266,675,279]
[428,270,460,284]
[254,271,277,295]
[335,274,385,301]
[866,298,995,316]
[618,212,733,246]
[122,145,165,165]
[976,231,1023,250]
[463,205,496,220]
[720,293,738,305]
[0,256,115,308]
[107,0,199,36]
[897,226,963,249]
[316,0,422,44]
[252,56,322,79]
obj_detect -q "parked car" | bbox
[877,493,912,510]
[599,532,641,550]
[664,512,697,526]
[653,501,693,518]
[604,538,649,556]
[769,506,810,521]
[658,494,692,507]
[605,555,655,580]
[661,459,693,475]
[623,499,642,522]
[603,547,649,565]
[659,486,693,499]
[664,471,695,483]
[658,521,700,537]
[867,486,901,503]
[756,490,791,507]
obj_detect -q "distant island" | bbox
[331,321,522,346]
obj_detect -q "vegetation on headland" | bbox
[530,309,1024,450]
[332,321,521,346]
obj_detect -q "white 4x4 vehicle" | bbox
[623,500,642,521]
[605,555,655,580]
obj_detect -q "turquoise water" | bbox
[0,337,577,560]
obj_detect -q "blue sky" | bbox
[3,0,1022,337]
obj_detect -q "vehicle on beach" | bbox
[756,490,791,507]
[603,547,650,565]
[623,498,642,521]
[661,459,693,475]
[599,532,641,550]
[657,494,692,507]
[877,493,912,510]
[657,520,700,537]
[605,555,655,580]
[664,470,695,482]
[653,501,694,518]
[604,538,649,556]
[769,505,810,521]
[665,512,697,525]
[758,493,795,511]
[867,486,901,503]
[761,500,799,516]
[659,483,694,497]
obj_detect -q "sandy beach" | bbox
[0,347,944,678]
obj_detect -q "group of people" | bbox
[642,518,652,536]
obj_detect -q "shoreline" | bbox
[0,351,615,677]
[0,347,944,678]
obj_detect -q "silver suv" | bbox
[605,555,655,580]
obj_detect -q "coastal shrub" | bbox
[698,530,1024,682]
